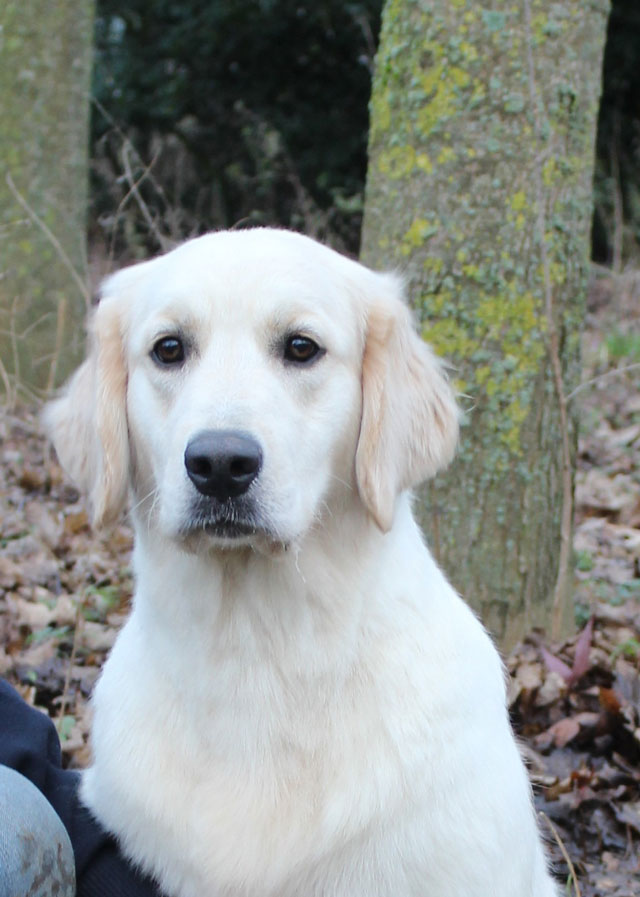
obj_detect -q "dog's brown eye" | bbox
[152,336,185,366]
[284,335,322,364]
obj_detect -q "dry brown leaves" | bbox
[0,407,133,766]
[1,270,639,893]
[507,271,640,895]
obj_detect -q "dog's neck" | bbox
[126,493,420,680]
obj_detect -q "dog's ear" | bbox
[355,273,459,533]
[43,284,131,529]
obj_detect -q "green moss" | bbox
[400,217,440,254]
[422,255,444,275]
[437,146,457,164]
[416,70,465,136]
[422,316,478,358]
[509,190,528,211]
[542,157,557,185]
[415,152,433,173]
[421,282,548,455]
[369,90,392,140]
[377,145,417,179]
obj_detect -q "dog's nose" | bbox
[184,430,263,500]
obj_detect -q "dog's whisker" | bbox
[328,473,353,491]
[292,544,307,584]
[128,486,160,517]
[319,500,334,519]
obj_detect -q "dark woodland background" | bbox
[91,0,640,265]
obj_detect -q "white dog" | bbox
[45,229,557,897]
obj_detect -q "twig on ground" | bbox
[55,601,84,738]
[541,813,582,897]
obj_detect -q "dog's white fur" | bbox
[45,229,557,897]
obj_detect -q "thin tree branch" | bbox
[120,142,173,253]
[566,362,640,401]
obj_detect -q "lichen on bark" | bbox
[361,0,609,648]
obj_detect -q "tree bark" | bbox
[361,0,609,649]
[0,0,94,398]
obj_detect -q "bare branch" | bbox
[566,362,640,401]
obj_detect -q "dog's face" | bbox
[45,229,458,549]
[118,230,370,550]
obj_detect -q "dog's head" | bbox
[44,229,458,548]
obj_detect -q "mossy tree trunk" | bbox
[0,0,94,398]
[361,0,609,649]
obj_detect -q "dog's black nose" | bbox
[184,430,263,500]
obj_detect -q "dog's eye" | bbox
[284,335,323,364]
[152,336,185,366]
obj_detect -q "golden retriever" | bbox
[45,229,557,897]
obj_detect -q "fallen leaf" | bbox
[548,717,581,748]
[0,557,23,589]
[64,509,89,535]
[79,622,117,653]
[540,646,574,685]
[6,594,55,629]
[534,671,567,707]
[24,502,63,549]
[18,467,45,490]
[613,801,640,836]
[572,616,594,682]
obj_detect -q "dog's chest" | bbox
[87,618,421,894]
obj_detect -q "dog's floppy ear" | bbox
[43,278,132,529]
[355,273,459,533]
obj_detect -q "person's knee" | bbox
[0,764,75,897]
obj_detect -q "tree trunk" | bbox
[361,0,609,649]
[0,0,94,398]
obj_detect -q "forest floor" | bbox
[1,268,640,895]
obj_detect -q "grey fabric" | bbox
[0,764,75,897]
